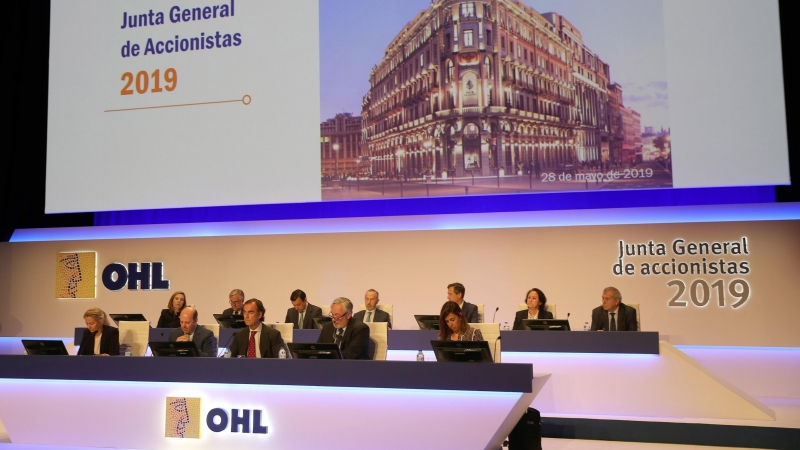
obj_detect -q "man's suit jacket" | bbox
[512,308,554,330]
[230,324,285,358]
[222,307,243,316]
[461,301,480,323]
[77,325,120,356]
[590,303,638,331]
[352,308,392,329]
[316,321,371,360]
[285,303,323,329]
[168,325,218,357]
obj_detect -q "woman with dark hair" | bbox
[157,291,186,328]
[438,301,484,341]
[513,288,553,330]
[78,308,119,356]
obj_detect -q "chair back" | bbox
[118,321,149,356]
[476,303,485,323]
[320,305,331,318]
[357,304,394,327]
[468,322,501,363]
[264,323,294,343]
[627,303,641,331]
[518,303,558,319]
[200,323,220,342]
[365,322,388,361]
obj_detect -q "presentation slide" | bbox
[46,0,789,213]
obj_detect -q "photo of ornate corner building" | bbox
[361,0,645,179]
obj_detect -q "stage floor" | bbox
[544,397,800,429]
[0,438,773,450]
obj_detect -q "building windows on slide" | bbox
[464,30,474,47]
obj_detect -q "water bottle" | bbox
[583,322,590,331]
[416,350,424,361]
[278,348,287,359]
[124,345,132,356]
[503,321,510,331]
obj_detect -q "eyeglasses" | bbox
[328,312,350,321]
[230,299,243,305]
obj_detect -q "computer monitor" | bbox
[149,341,199,357]
[521,319,571,331]
[312,317,332,330]
[213,314,246,329]
[286,343,342,359]
[414,315,440,330]
[109,314,149,325]
[430,340,493,363]
[21,340,69,355]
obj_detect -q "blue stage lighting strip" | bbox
[92,186,776,226]
[11,202,800,242]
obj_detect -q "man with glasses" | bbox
[230,298,285,358]
[222,289,245,315]
[316,297,371,359]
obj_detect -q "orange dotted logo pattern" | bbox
[165,397,201,439]
[55,252,96,299]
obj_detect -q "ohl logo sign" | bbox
[55,252,96,299]
[165,397,201,439]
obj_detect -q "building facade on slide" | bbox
[362,0,641,178]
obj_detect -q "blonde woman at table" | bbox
[438,301,483,341]
[513,288,553,330]
[77,308,119,356]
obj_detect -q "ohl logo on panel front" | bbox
[55,252,97,299]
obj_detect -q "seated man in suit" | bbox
[169,306,218,357]
[590,287,639,331]
[447,282,479,323]
[222,289,245,315]
[230,298,285,358]
[317,297,371,359]
[352,289,392,329]
[284,289,322,329]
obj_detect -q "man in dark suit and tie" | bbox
[169,306,218,357]
[317,297,371,359]
[284,289,323,329]
[222,289,245,315]
[590,287,639,331]
[352,289,392,329]
[447,282,479,323]
[230,299,285,358]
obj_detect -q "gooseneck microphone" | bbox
[219,330,236,357]
[492,307,499,323]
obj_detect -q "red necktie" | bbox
[247,330,256,358]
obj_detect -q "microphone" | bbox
[219,330,236,357]
[492,307,499,323]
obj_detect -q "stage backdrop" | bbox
[1,219,798,347]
